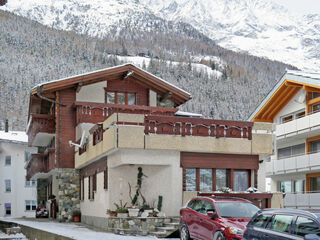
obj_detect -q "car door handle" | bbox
[262,234,269,238]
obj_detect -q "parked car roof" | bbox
[198,196,252,203]
[256,208,320,219]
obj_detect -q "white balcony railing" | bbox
[284,192,320,209]
[266,152,320,176]
[276,111,320,137]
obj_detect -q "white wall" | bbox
[76,81,106,103]
[0,141,37,218]
[274,89,306,124]
[149,90,157,107]
[80,149,182,217]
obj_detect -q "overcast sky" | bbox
[273,0,320,15]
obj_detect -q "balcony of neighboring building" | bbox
[26,114,55,147]
[75,113,273,169]
[284,192,320,210]
[26,148,55,180]
[276,108,320,141]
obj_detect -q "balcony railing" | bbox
[27,114,55,146]
[144,115,253,139]
[26,148,55,180]
[266,151,320,176]
[74,101,178,125]
[276,111,320,137]
[284,192,320,209]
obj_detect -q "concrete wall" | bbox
[0,141,37,218]
[274,89,306,124]
[76,81,106,103]
[149,90,157,107]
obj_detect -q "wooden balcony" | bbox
[27,114,55,147]
[26,148,55,180]
[74,101,178,125]
[144,115,253,139]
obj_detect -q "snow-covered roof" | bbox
[31,63,191,97]
[249,70,320,121]
[0,131,28,144]
[175,110,203,117]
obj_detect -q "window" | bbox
[25,152,31,162]
[88,175,95,200]
[5,156,11,166]
[280,181,292,193]
[5,180,11,192]
[312,103,320,113]
[185,169,196,191]
[104,168,108,190]
[310,92,320,100]
[25,200,37,211]
[196,200,215,215]
[5,203,11,216]
[267,215,293,233]
[294,180,305,193]
[280,109,306,123]
[234,171,249,192]
[295,217,320,237]
[216,169,228,190]
[215,202,259,218]
[25,180,36,187]
[310,140,320,154]
[80,177,84,201]
[252,214,272,228]
[200,169,213,191]
[106,91,136,105]
[278,143,305,159]
[310,176,320,192]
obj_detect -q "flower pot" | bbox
[128,208,140,217]
[73,216,80,222]
[117,213,128,218]
[109,212,117,217]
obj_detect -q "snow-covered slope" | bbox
[3,0,320,70]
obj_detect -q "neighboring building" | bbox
[249,70,320,210]
[0,127,37,218]
[25,63,273,224]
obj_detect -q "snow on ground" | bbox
[116,56,222,78]
[0,232,27,239]
[0,218,178,240]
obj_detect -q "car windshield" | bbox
[215,202,259,218]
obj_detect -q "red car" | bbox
[180,196,260,240]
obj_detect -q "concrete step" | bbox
[149,231,168,238]
[164,222,179,227]
[156,226,176,231]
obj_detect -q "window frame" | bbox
[25,200,37,211]
[105,91,136,105]
[5,179,11,192]
[5,156,11,166]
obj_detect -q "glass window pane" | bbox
[278,147,291,159]
[32,201,37,210]
[294,180,305,193]
[117,93,125,104]
[280,181,292,193]
[252,214,272,228]
[5,180,11,192]
[200,169,212,191]
[32,180,36,187]
[5,156,11,166]
[186,168,196,191]
[128,93,136,105]
[310,140,320,154]
[292,143,305,156]
[216,169,227,190]
[234,171,249,192]
[312,103,320,113]
[5,203,11,215]
[310,177,320,192]
[295,217,320,237]
[269,215,293,233]
[107,92,115,104]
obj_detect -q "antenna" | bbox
[69,131,86,148]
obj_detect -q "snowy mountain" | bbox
[2,0,320,71]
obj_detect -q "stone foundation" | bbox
[57,168,80,222]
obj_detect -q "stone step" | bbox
[149,231,168,238]
[164,222,179,227]
[156,226,176,231]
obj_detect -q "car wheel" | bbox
[213,231,225,240]
[180,224,192,240]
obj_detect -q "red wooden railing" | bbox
[74,101,178,125]
[26,149,56,180]
[144,116,253,139]
[27,114,55,145]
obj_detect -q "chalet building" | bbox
[0,124,37,218]
[26,63,273,223]
[249,70,320,210]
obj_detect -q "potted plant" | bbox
[128,206,140,217]
[107,209,117,217]
[72,210,81,222]
[115,208,129,218]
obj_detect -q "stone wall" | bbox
[37,179,48,204]
[57,168,80,222]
